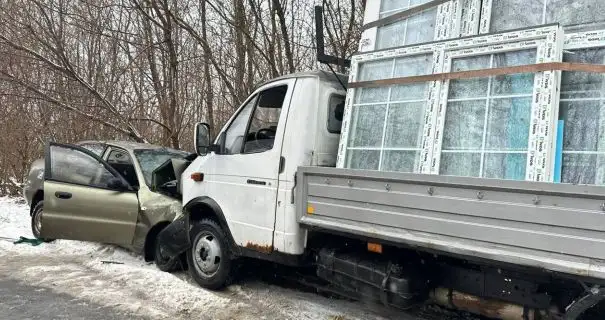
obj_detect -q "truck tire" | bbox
[187,219,232,290]
[30,201,53,242]
[154,231,181,272]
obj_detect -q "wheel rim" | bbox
[33,209,43,237]
[192,231,222,278]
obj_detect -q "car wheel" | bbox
[154,231,181,272]
[187,218,232,290]
[31,201,54,242]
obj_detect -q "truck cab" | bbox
[179,71,346,287]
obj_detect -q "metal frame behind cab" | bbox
[337,24,563,182]
[314,6,351,68]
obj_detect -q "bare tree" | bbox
[0,0,362,195]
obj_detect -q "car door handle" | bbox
[55,191,72,199]
[247,179,267,186]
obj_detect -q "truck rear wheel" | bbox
[187,219,232,290]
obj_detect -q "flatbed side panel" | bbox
[296,166,605,280]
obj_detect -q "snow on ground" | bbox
[0,197,394,320]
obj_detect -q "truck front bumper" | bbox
[157,214,190,259]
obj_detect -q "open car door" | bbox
[41,142,139,245]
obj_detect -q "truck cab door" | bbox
[192,79,295,250]
[41,143,139,245]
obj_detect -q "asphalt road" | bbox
[0,277,146,320]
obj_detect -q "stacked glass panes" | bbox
[376,0,439,49]
[347,54,433,171]
[440,50,536,180]
[342,0,605,185]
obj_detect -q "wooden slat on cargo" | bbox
[348,62,605,88]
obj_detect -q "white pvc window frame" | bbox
[338,25,563,182]
[339,43,438,172]
[559,30,605,184]
[433,26,563,181]
[359,0,481,52]
[479,0,605,35]
[479,0,557,34]
[564,29,605,50]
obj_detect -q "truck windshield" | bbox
[134,149,188,186]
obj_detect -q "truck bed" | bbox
[297,166,605,281]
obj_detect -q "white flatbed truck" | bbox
[154,69,605,320]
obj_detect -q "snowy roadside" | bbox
[0,197,393,320]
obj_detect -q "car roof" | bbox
[77,140,183,153]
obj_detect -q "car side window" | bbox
[242,85,287,153]
[49,145,116,189]
[106,148,139,187]
[223,95,258,155]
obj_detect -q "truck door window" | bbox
[243,85,287,153]
[328,94,345,134]
[223,95,258,155]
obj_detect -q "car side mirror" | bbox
[107,177,129,191]
[195,122,212,155]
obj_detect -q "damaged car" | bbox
[23,141,192,271]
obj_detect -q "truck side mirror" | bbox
[195,122,211,155]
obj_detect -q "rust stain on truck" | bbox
[245,242,274,253]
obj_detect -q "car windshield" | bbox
[134,148,188,186]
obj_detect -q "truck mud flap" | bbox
[157,215,190,259]
[316,248,426,310]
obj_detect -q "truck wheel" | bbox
[154,231,181,272]
[187,219,232,290]
[31,201,53,242]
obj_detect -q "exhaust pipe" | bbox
[430,287,551,320]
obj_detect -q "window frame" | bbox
[241,84,288,154]
[435,47,542,180]
[106,147,133,165]
[359,0,482,52]
[557,35,605,184]
[218,93,260,155]
[77,142,107,157]
[105,146,140,188]
[44,142,134,192]
[327,93,346,134]
[479,0,605,35]
[217,84,289,156]
[341,48,437,173]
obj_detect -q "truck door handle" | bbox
[247,179,267,186]
[55,191,72,199]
